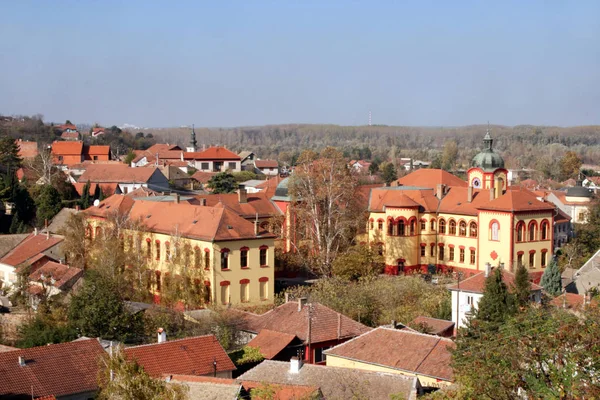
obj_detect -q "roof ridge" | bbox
[124,333,218,349]
[378,326,454,342]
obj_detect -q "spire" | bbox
[190,124,198,152]
[483,123,493,150]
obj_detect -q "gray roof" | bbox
[571,248,600,294]
[180,381,241,400]
[241,179,267,188]
[0,234,29,259]
[238,151,254,161]
[237,360,418,399]
[47,208,79,234]
[271,177,291,201]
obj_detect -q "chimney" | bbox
[298,297,307,312]
[174,193,180,204]
[436,184,445,199]
[285,293,290,303]
[34,227,38,236]
[484,263,492,278]
[238,185,247,204]
[391,319,397,329]
[75,205,80,211]
[46,229,50,240]
[467,186,473,203]
[157,327,166,343]
[489,187,495,201]
[290,356,303,374]
[254,212,259,236]
[18,356,25,367]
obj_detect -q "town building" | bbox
[51,141,111,167]
[15,139,39,159]
[367,131,557,282]
[27,261,83,302]
[409,316,455,337]
[91,126,105,137]
[254,159,279,176]
[239,151,257,170]
[565,248,600,295]
[536,179,594,224]
[78,164,169,194]
[131,144,242,172]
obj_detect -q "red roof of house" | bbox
[16,167,38,182]
[191,171,217,184]
[324,327,455,381]
[448,269,543,293]
[91,127,105,134]
[0,233,63,267]
[84,145,110,156]
[28,261,83,290]
[192,192,281,218]
[247,329,298,359]
[0,344,18,353]
[397,169,467,189]
[369,188,439,213]
[241,381,320,400]
[16,140,39,158]
[57,123,77,131]
[549,293,598,310]
[51,141,83,156]
[235,301,371,344]
[124,335,235,377]
[0,339,104,399]
[189,146,241,161]
[478,188,555,212]
[146,143,182,153]
[410,316,455,336]
[73,182,120,197]
[255,160,279,169]
[78,164,162,183]
[84,194,135,216]
[60,131,79,140]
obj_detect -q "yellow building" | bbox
[85,195,276,305]
[368,132,556,282]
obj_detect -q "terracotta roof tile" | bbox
[83,194,136,217]
[189,146,241,161]
[0,233,63,267]
[410,316,455,336]
[78,164,162,183]
[124,335,235,377]
[478,188,556,212]
[325,327,455,381]
[192,193,281,219]
[191,171,217,184]
[242,381,320,400]
[369,187,439,212]
[397,169,467,189]
[0,339,104,398]
[255,160,279,168]
[0,344,18,353]
[247,329,298,359]
[28,261,83,290]
[51,141,83,155]
[549,293,598,310]
[84,145,110,156]
[60,131,79,140]
[145,143,182,153]
[448,269,543,293]
[15,140,39,158]
[73,182,120,196]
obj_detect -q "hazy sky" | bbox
[1,1,599,127]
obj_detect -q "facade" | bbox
[254,159,279,176]
[15,139,39,159]
[51,141,111,167]
[85,195,276,306]
[367,132,557,282]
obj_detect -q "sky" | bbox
[1,1,599,128]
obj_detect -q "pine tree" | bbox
[80,180,91,209]
[540,259,562,297]
[382,163,397,185]
[513,262,532,308]
[35,185,62,226]
[206,172,237,194]
[476,267,516,326]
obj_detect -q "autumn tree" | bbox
[441,140,459,171]
[331,244,384,281]
[288,147,359,277]
[559,151,582,181]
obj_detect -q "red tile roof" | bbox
[124,335,235,377]
[369,188,439,212]
[73,182,120,197]
[255,160,279,169]
[28,261,83,290]
[84,194,135,217]
[0,233,63,267]
[324,327,455,381]
[57,123,77,131]
[448,269,543,294]
[78,164,162,183]
[84,145,110,156]
[549,293,598,310]
[242,381,320,400]
[191,171,217,184]
[192,192,281,219]
[397,169,467,189]
[91,127,105,135]
[410,316,455,336]
[188,146,241,161]
[146,143,182,153]
[0,344,18,353]
[60,131,80,140]
[0,339,104,398]
[16,140,39,158]
[478,188,556,212]
[51,141,83,155]
[125,187,163,198]
[236,301,371,344]
[247,329,298,359]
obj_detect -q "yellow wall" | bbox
[477,211,512,270]
[512,213,553,273]
[468,169,484,188]
[326,354,451,387]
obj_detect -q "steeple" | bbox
[187,124,198,152]
[483,123,493,150]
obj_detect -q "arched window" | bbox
[516,222,525,242]
[410,219,416,236]
[146,239,152,259]
[459,221,467,236]
[430,219,436,231]
[398,220,405,236]
[540,220,549,240]
[95,226,102,238]
[420,219,426,231]
[155,240,161,260]
[528,222,537,241]
[387,219,394,236]
[86,225,92,239]
[377,219,384,230]
[439,219,446,234]
[194,247,201,268]
[449,220,457,235]
[221,249,230,270]
[204,250,210,270]
[490,221,500,241]
[369,219,374,230]
[469,222,478,238]
[165,242,170,261]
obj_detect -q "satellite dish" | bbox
[93,199,100,207]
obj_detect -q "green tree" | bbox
[559,151,582,181]
[69,271,144,342]
[80,180,92,209]
[540,258,562,297]
[475,268,515,326]
[35,185,62,226]
[206,172,237,194]
[0,135,23,173]
[17,302,76,348]
[124,150,136,165]
[570,199,600,259]
[512,262,532,308]
[368,160,380,175]
[331,244,384,281]
[381,162,397,185]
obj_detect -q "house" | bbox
[51,141,111,167]
[233,297,371,364]
[552,207,572,248]
[157,165,193,188]
[124,334,236,379]
[28,261,83,299]
[0,232,64,291]
[73,182,122,197]
[254,160,279,176]
[566,248,600,295]
[236,358,419,399]
[409,316,455,337]
[536,180,594,224]
[549,292,597,312]
[15,139,39,159]
[448,266,542,329]
[324,326,455,388]
[247,329,303,361]
[85,194,276,305]
[91,127,105,137]
[132,143,242,172]
[83,144,110,161]
[349,160,372,173]
[78,164,169,194]
[130,144,182,167]
[239,151,257,170]
[0,338,105,400]
[368,132,558,283]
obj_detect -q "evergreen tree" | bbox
[206,172,237,194]
[0,136,22,174]
[35,185,62,226]
[381,163,397,185]
[540,258,562,297]
[476,267,515,326]
[80,180,91,209]
[513,262,532,308]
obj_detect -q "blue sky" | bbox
[1,1,599,127]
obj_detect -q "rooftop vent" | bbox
[18,356,26,367]
[227,225,233,229]
[146,214,151,219]
[192,220,198,224]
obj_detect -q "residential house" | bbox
[549,292,597,312]
[157,165,193,188]
[233,298,371,364]
[83,144,110,161]
[73,182,122,197]
[51,141,111,167]
[583,176,600,193]
[254,159,279,176]
[239,151,257,170]
[28,261,83,299]
[15,139,39,159]
[566,248,600,295]
[0,338,105,400]
[91,127,105,137]
[124,334,236,379]
[324,326,455,388]
[247,329,303,361]
[130,144,182,167]
[349,160,372,173]
[448,266,542,329]
[236,358,419,399]
[132,144,242,172]
[56,123,80,141]
[78,164,169,194]
[553,208,572,249]
[409,316,455,337]
[85,194,276,305]
[537,180,594,224]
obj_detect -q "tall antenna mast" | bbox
[368,110,372,126]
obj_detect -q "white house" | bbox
[254,159,279,176]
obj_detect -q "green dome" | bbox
[471,131,505,171]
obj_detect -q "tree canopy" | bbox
[207,172,237,194]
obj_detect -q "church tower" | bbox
[467,127,507,194]
[186,124,198,152]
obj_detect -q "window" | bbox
[369,220,374,230]
[314,346,331,363]
[459,248,465,263]
[259,278,268,300]
[541,221,549,240]
[430,244,435,257]
[438,245,444,261]
[491,222,500,241]
[165,242,170,261]
[459,221,467,236]
[260,247,267,266]
[146,240,151,259]
[439,219,446,234]
[529,223,537,241]
[58,155,64,162]
[449,220,457,235]
[467,295,474,305]
[541,251,547,267]
[240,248,248,268]
[204,251,210,270]
[420,220,426,231]
[95,226,102,238]
[449,247,454,261]
[378,220,383,230]
[469,222,478,238]
[387,220,394,236]
[155,271,161,292]
[93,155,98,161]
[228,162,236,170]
[155,241,161,260]
[516,222,525,242]
[240,281,249,302]
[194,247,201,268]
[470,249,476,265]
[430,220,436,231]
[578,212,585,221]
[529,252,535,268]
[517,253,524,267]
[201,162,209,170]
[420,246,426,257]
[221,283,230,304]
[221,249,229,270]
[410,220,416,236]
[86,225,92,239]
[398,220,405,236]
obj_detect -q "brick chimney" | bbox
[174,193,180,204]
[298,297,307,312]
[238,184,247,204]
[467,186,473,203]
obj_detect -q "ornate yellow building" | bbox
[368,133,556,282]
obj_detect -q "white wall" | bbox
[0,262,17,290]
[450,290,480,329]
